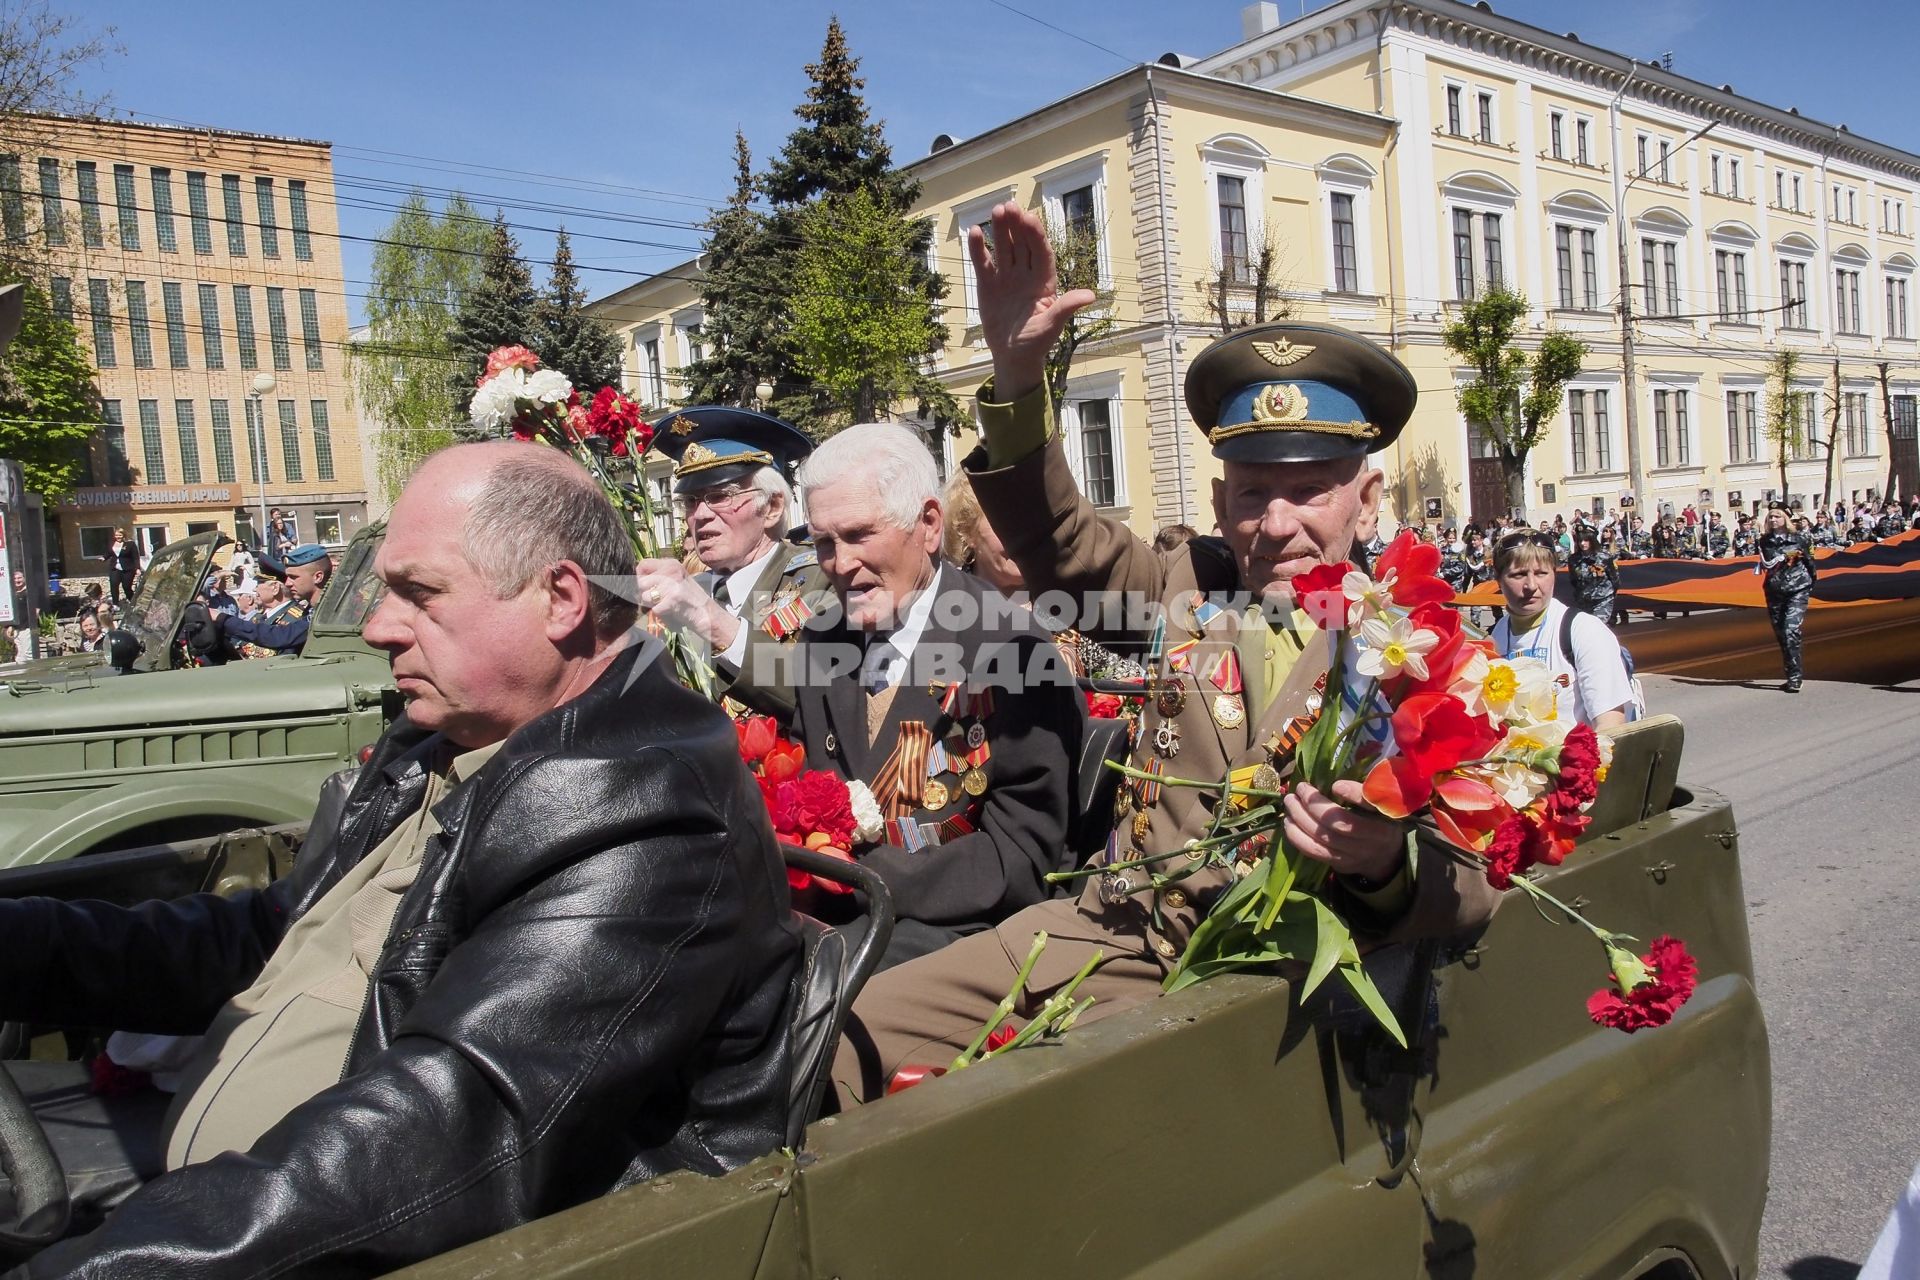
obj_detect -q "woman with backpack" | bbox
[1489,531,1636,730]
[1757,501,1815,693]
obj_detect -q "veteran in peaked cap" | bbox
[651,405,815,494]
[1184,322,1417,466]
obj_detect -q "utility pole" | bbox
[1609,62,1645,515]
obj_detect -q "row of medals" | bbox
[920,720,990,813]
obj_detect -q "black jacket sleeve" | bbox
[23,749,795,1279]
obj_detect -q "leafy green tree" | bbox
[684,132,783,408]
[445,212,538,430]
[0,5,117,284]
[533,227,622,393]
[1761,348,1806,503]
[0,267,99,496]
[1442,283,1587,517]
[757,18,950,432]
[351,191,490,500]
[789,188,948,426]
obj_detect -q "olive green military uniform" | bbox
[831,355,1500,1105]
[708,544,833,723]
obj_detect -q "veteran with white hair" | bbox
[728,421,1084,971]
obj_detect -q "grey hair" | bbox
[461,451,638,639]
[796,423,940,530]
[745,463,794,535]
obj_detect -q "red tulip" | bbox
[1375,529,1455,608]
[1289,561,1353,628]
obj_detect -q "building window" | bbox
[138,399,167,484]
[1452,209,1475,299]
[265,287,292,370]
[278,400,304,482]
[1726,390,1759,463]
[148,168,176,252]
[187,171,212,254]
[113,163,139,250]
[1568,390,1588,473]
[125,280,154,368]
[1888,275,1911,339]
[197,283,224,370]
[221,174,246,256]
[1575,118,1591,166]
[680,321,705,367]
[1709,154,1721,193]
[1452,209,1504,299]
[1658,139,1672,184]
[162,281,189,369]
[1548,110,1564,159]
[1729,159,1741,199]
[1636,135,1649,179]
[1792,175,1803,211]
[1847,189,1857,225]
[1653,389,1691,467]
[36,157,62,245]
[639,336,663,404]
[1446,85,1462,135]
[1639,237,1680,316]
[1780,259,1809,327]
[101,400,132,485]
[1797,393,1818,460]
[86,278,115,367]
[1675,390,1691,465]
[1330,191,1359,293]
[1775,171,1785,209]
[174,400,202,485]
[1844,391,1871,455]
[298,288,323,370]
[310,400,335,482]
[1066,395,1117,507]
[49,276,69,324]
[1715,250,1750,322]
[1217,173,1250,284]
[1554,225,1599,309]
[233,285,258,369]
[313,510,342,545]
[255,177,279,258]
[288,179,313,261]
[210,400,237,483]
[0,156,24,243]
[1835,268,1863,334]
[76,160,102,246]
[243,398,270,484]
[1476,91,1494,144]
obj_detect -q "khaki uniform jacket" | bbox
[965,393,1497,986]
[712,543,833,723]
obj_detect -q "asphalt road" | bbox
[1630,600,1920,1279]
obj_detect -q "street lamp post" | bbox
[1611,62,1715,516]
[248,372,276,547]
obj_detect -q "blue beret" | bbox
[283,543,330,567]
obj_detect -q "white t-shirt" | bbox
[1490,598,1633,726]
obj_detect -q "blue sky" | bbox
[71,0,1920,323]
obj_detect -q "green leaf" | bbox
[1301,897,1347,999]
[1338,963,1408,1048]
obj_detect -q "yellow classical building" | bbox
[591,0,1920,538]
[26,114,369,569]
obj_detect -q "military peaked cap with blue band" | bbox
[651,406,815,494]
[1183,322,1417,464]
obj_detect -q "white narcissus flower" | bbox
[1355,614,1439,682]
[1482,655,1558,727]
[1472,759,1551,809]
[847,780,885,844]
[1500,715,1573,762]
[524,368,574,405]
[469,368,529,435]
[1343,570,1392,629]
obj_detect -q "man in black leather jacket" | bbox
[3,443,801,1277]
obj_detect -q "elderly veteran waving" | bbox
[830,203,1498,1104]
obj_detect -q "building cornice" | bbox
[24,110,331,152]
[1196,0,1920,183]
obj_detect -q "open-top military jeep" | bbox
[0,712,1767,1278]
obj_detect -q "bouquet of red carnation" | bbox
[735,716,883,893]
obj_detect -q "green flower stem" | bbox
[950,932,1049,1071]
[1498,866,1617,945]
[988,949,1105,1057]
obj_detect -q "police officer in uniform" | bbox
[829,203,1496,1103]
[186,543,331,658]
[633,407,830,723]
[1566,528,1618,623]
[1757,502,1815,693]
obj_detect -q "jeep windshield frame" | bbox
[308,525,385,637]
[122,532,227,673]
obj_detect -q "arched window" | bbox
[1441,171,1519,301]
[1544,191,1610,311]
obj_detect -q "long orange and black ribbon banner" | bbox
[1456,529,1920,611]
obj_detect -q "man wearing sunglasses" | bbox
[637,407,831,721]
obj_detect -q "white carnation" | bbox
[469,368,528,435]
[847,780,885,844]
[524,368,574,406]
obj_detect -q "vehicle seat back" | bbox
[1583,713,1685,838]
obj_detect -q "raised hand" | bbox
[969,202,1098,401]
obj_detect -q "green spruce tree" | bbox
[446,212,538,430]
[758,18,952,433]
[0,268,101,497]
[684,131,783,408]
[533,227,623,394]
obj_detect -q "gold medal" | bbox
[1131,810,1153,844]
[1155,682,1186,717]
[1213,693,1245,728]
[961,767,988,797]
[1114,783,1133,822]
[1251,763,1282,792]
[922,779,951,811]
